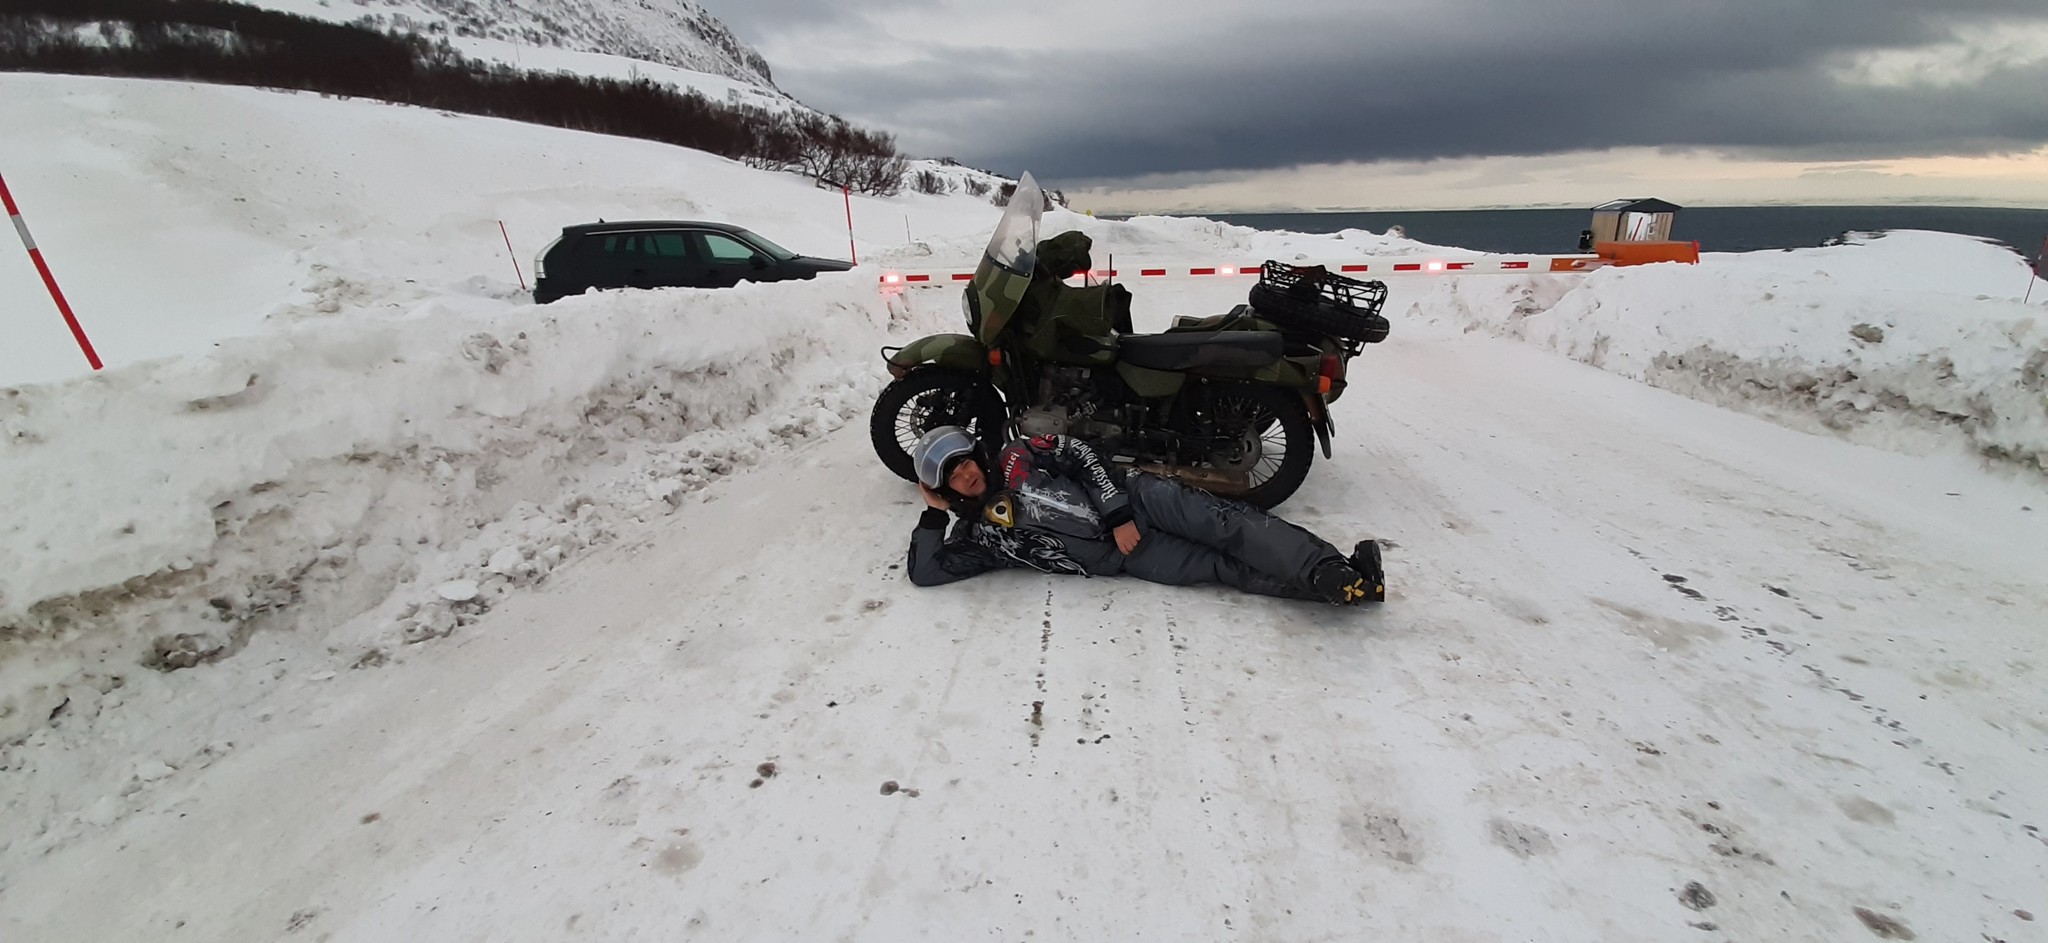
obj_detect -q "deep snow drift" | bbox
[2,74,2046,942]
[1401,230,2048,472]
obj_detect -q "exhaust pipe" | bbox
[1128,463,1252,496]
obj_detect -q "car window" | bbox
[646,232,691,258]
[736,230,800,261]
[600,234,647,257]
[582,233,670,258]
[700,232,759,262]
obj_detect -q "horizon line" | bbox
[1087,198,2048,217]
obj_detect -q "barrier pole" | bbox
[843,185,857,265]
[2027,236,2046,305]
[499,220,526,290]
[1,171,101,370]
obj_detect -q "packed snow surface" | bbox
[2,76,2046,942]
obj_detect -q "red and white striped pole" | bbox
[842,184,858,266]
[1,171,101,370]
[498,220,526,291]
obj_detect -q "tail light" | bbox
[1317,352,1341,395]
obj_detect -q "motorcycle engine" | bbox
[1016,405,1069,437]
[1020,366,1123,441]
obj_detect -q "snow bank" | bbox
[0,279,903,744]
[1401,231,2048,473]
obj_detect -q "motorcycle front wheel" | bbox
[1188,384,1314,509]
[870,369,1008,482]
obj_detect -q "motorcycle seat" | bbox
[1118,330,1284,371]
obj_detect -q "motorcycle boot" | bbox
[1348,540,1386,602]
[1311,557,1374,606]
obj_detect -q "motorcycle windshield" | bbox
[973,172,1043,345]
[984,172,1042,277]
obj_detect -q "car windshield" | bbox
[738,230,800,261]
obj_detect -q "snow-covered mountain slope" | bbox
[249,0,776,88]
[0,73,993,389]
[1,74,2045,942]
[903,158,1027,202]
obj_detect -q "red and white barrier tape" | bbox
[877,255,1602,285]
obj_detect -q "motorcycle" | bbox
[868,172,1389,509]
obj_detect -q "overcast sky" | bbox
[702,0,2048,212]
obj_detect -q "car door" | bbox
[573,232,628,290]
[691,230,769,287]
[640,230,697,289]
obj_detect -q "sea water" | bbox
[1193,205,2048,257]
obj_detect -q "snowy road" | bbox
[6,330,2044,942]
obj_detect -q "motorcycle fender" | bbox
[887,333,990,377]
[1304,394,1334,459]
[1115,361,1186,398]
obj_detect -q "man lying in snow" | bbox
[906,426,1385,605]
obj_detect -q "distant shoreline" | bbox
[1106,202,2048,216]
[1102,205,2048,255]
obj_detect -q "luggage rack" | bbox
[1250,262,1392,350]
[1258,261,1389,317]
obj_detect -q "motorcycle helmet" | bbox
[913,425,980,492]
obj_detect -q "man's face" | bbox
[948,458,987,498]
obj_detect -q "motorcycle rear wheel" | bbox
[1186,384,1314,509]
[870,369,1008,482]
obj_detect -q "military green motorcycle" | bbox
[869,173,1389,509]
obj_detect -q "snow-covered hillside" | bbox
[2,75,2045,942]
[250,0,777,88]
[0,73,990,388]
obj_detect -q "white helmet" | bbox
[912,426,978,490]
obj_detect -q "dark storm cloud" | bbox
[707,0,2048,184]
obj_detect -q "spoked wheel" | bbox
[1189,384,1313,509]
[870,369,1007,481]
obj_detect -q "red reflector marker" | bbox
[1340,264,1370,272]
[905,274,930,282]
[952,273,974,281]
[1190,267,1216,276]
[1141,268,1167,276]
[1502,261,1530,270]
[1393,263,1422,272]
